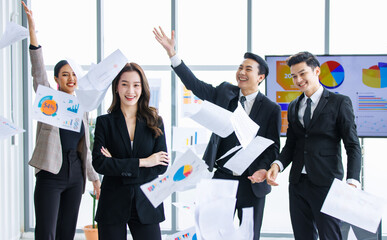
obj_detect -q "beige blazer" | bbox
[28,47,99,190]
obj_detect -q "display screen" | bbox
[265,55,387,137]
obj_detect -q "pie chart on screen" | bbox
[173,165,193,181]
[319,61,345,89]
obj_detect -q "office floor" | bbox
[21,232,294,239]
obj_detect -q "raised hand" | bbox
[21,1,38,47]
[140,151,169,168]
[153,26,176,58]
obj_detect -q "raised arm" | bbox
[22,1,50,91]
[153,26,176,58]
[22,1,38,47]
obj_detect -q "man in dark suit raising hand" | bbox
[265,51,361,240]
[154,27,281,240]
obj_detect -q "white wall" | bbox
[0,0,26,239]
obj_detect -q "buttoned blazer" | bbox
[278,88,361,187]
[28,47,99,190]
[173,61,281,198]
[92,110,168,224]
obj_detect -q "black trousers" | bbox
[34,150,84,240]
[214,169,266,240]
[289,174,342,240]
[98,200,161,240]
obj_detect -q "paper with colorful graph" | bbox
[140,149,209,208]
[32,85,84,132]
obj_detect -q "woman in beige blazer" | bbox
[22,3,101,240]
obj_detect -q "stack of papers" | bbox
[193,179,254,240]
[188,100,274,175]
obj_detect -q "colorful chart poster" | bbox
[266,55,387,137]
[32,85,84,132]
[0,116,25,140]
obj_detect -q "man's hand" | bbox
[153,26,176,58]
[266,163,280,186]
[248,169,267,184]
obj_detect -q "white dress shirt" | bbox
[239,90,258,115]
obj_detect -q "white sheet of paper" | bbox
[348,227,358,240]
[195,179,239,206]
[88,49,128,91]
[198,197,236,240]
[0,116,25,140]
[217,145,243,161]
[75,88,109,112]
[73,50,127,111]
[188,101,234,138]
[219,207,254,240]
[172,201,196,216]
[166,226,197,240]
[194,179,253,240]
[194,179,237,240]
[32,85,84,132]
[0,22,29,49]
[230,102,259,148]
[223,136,274,175]
[321,178,386,233]
[140,149,208,208]
[66,58,86,80]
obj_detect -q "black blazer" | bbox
[92,109,167,224]
[173,61,281,198]
[279,88,361,187]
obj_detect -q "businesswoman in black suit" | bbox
[92,63,169,240]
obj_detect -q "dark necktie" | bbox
[303,98,312,128]
[240,96,246,109]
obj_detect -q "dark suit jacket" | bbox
[173,61,281,198]
[92,109,167,224]
[279,88,361,187]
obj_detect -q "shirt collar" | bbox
[303,85,323,104]
[239,89,259,101]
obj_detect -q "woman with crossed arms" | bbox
[92,62,169,240]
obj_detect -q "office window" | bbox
[330,0,387,54]
[104,0,171,65]
[252,0,325,56]
[31,0,97,64]
[178,0,247,65]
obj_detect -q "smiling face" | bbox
[290,62,321,97]
[236,58,265,96]
[54,64,77,94]
[116,71,142,108]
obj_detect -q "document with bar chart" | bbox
[266,55,387,137]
